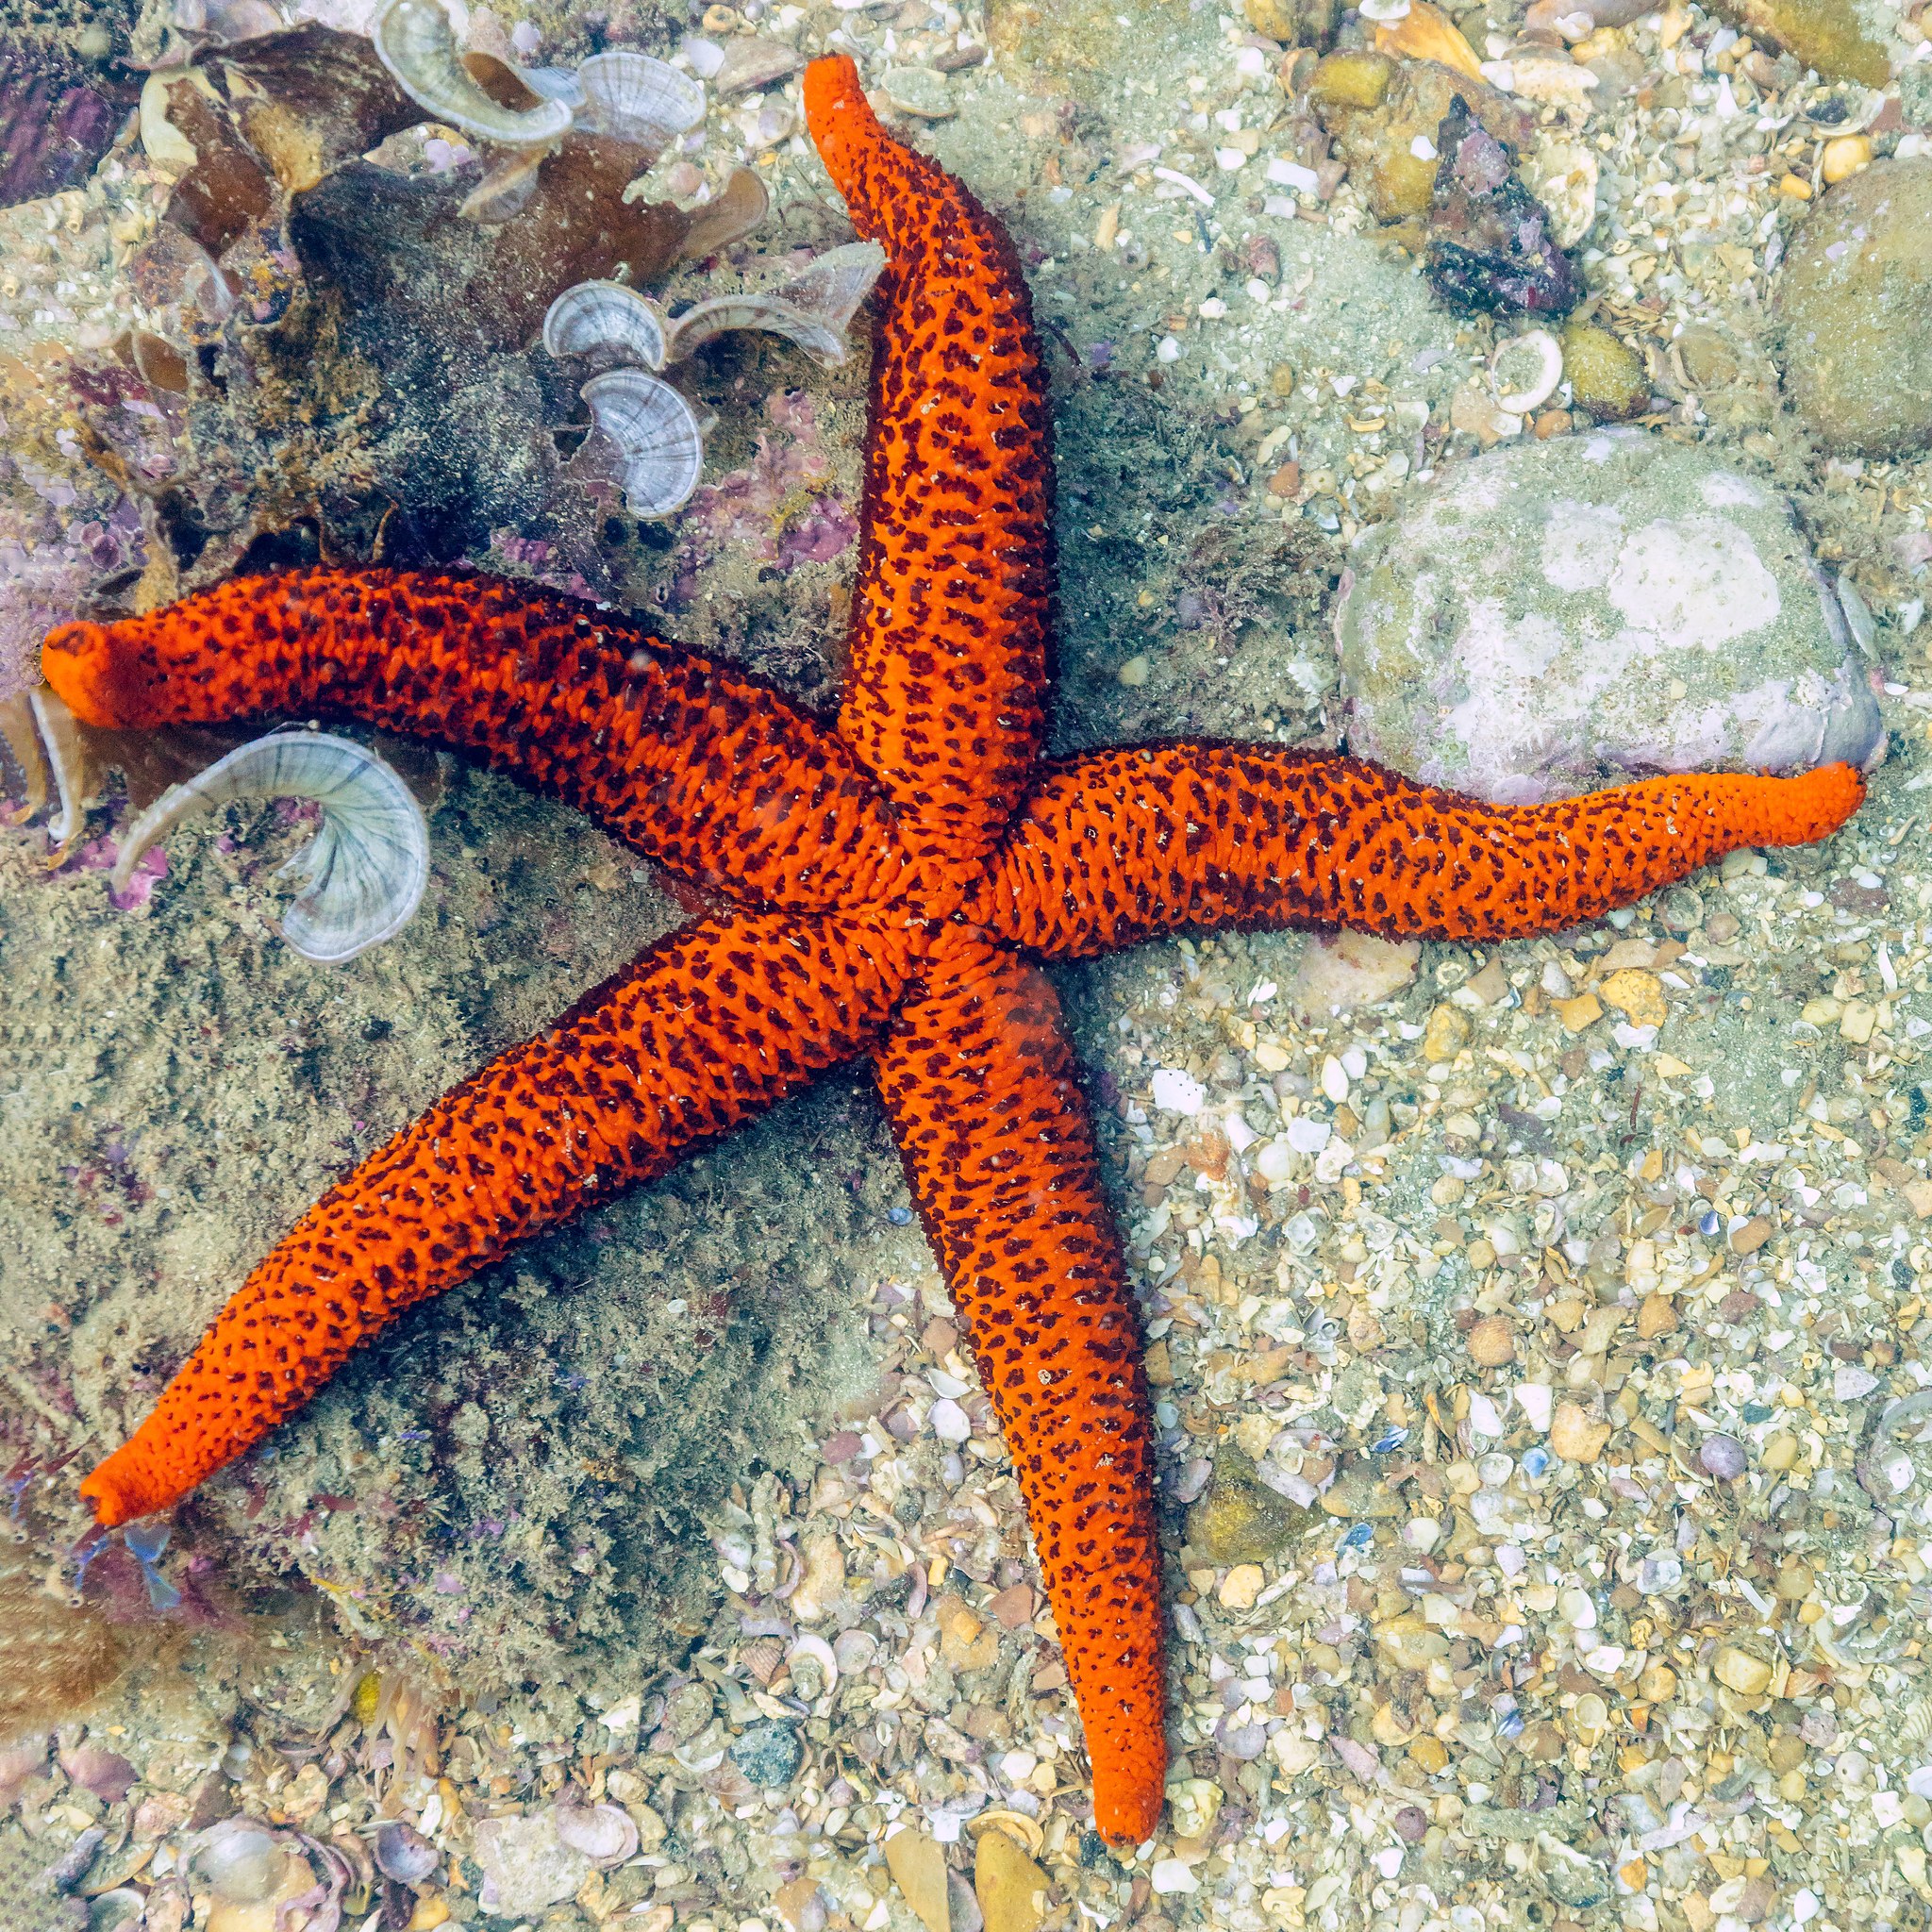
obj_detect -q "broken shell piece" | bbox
[581,369,706,518]
[1358,0,1412,16]
[458,146,546,222]
[676,164,770,258]
[662,240,886,368]
[786,1631,839,1699]
[1374,0,1486,80]
[1490,328,1564,412]
[574,50,705,154]
[877,66,955,120]
[29,687,92,862]
[552,1802,639,1868]
[111,730,430,962]
[542,278,668,370]
[372,0,572,147]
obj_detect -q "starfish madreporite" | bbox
[42,54,1864,1843]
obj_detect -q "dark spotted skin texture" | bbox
[805,55,1052,878]
[42,53,1865,1851]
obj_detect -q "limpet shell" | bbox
[1489,328,1564,413]
[785,1631,839,1699]
[372,0,573,146]
[111,731,430,963]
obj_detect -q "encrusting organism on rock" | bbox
[42,55,1864,1846]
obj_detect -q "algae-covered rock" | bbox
[1334,431,1883,804]
[1713,0,1890,85]
[1561,321,1648,420]
[1185,1447,1305,1564]
[1774,159,1932,457]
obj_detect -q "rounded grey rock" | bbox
[1333,430,1884,804]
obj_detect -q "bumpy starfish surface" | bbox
[42,55,1862,1842]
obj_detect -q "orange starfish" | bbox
[42,54,1862,1843]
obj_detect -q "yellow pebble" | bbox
[1778,174,1812,200]
[1408,1734,1449,1774]
[1822,135,1872,184]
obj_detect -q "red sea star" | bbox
[42,54,1862,1843]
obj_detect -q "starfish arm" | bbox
[42,568,907,910]
[873,937,1166,1845]
[804,56,1052,871]
[79,910,909,1528]
[973,744,1867,954]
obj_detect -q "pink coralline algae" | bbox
[671,389,857,604]
[0,482,142,709]
[65,835,169,910]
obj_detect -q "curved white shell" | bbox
[663,241,886,369]
[542,279,668,370]
[575,51,705,156]
[111,731,430,963]
[372,0,574,148]
[582,369,705,518]
[552,1802,640,1867]
[1489,327,1564,414]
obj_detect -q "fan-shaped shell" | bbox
[663,241,886,369]
[372,0,573,147]
[575,51,705,156]
[110,731,430,963]
[582,369,705,518]
[542,279,667,370]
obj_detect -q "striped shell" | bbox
[574,51,705,156]
[372,0,573,147]
[111,731,430,962]
[581,369,705,519]
[542,279,667,370]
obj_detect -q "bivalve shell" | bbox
[372,0,573,146]
[552,1800,639,1868]
[582,368,706,518]
[542,278,668,370]
[575,51,705,155]
[111,731,431,963]
[662,240,886,368]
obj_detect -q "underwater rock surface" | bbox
[1334,430,1884,803]
[1774,158,1932,458]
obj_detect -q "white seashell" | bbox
[1359,0,1412,17]
[372,0,573,147]
[542,278,668,370]
[28,686,92,860]
[111,731,430,963]
[574,50,706,155]
[582,369,705,518]
[786,1631,839,1697]
[663,240,886,369]
[192,1820,291,1905]
[552,1801,640,1867]
[1529,137,1600,249]
[1489,328,1564,414]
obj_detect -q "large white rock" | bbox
[1333,430,1883,804]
